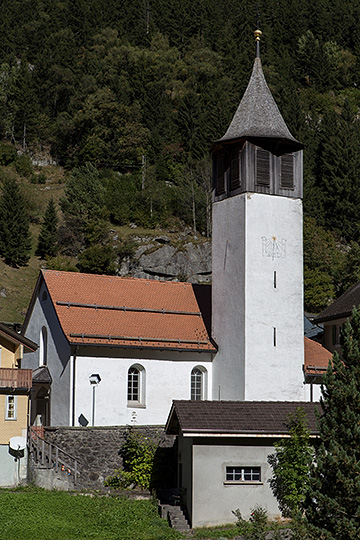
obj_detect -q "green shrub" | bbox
[232,506,268,540]
[0,141,17,165]
[15,153,33,178]
[105,429,157,490]
[77,244,116,275]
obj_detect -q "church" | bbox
[21,30,329,429]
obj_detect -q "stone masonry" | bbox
[42,425,176,490]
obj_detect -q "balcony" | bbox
[0,368,33,392]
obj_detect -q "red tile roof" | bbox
[41,270,216,352]
[166,400,320,436]
[304,337,332,376]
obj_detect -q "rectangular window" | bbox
[274,271,277,288]
[226,466,261,482]
[5,395,17,420]
[273,327,277,347]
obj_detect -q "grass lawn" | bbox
[0,488,183,540]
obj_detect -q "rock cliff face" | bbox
[118,235,211,284]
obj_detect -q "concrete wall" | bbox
[74,348,213,426]
[212,192,305,401]
[0,445,27,486]
[189,438,280,528]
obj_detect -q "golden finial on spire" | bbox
[254,29,262,42]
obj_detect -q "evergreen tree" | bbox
[0,177,32,267]
[305,307,360,539]
[268,407,313,518]
[36,197,58,259]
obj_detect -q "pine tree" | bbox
[36,197,58,259]
[305,306,360,539]
[0,177,32,267]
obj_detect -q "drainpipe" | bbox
[70,347,78,427]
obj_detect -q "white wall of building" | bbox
[190,440,280,527]
[212,193,305,401]
[0,446,27,487]
[74,349,213,426]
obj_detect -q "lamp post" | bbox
[89,373,101,426]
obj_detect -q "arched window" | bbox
[127,365,145,405]
[191,366,207,401]
[39,326,48,367]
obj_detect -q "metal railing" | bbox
[0,368,32,390]
[28,427,79,486]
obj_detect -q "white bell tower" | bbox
[211,30,305,401]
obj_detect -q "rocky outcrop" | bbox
[118,236,211,283]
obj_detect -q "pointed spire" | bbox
[218,30,303,155]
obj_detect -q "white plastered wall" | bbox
[74,349,213,426]
[212,193,305,401]
[191,441,280,527]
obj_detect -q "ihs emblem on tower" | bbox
[262,236,286,260]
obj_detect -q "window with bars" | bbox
[5,395,17,420]
[226,466,261,482]
[128,367,140,402]
[191,367,205,401]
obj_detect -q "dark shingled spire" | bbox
[218,31,303,155]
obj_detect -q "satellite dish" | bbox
[9,436,26,451]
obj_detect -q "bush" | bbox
[77,244,116,275]
[15,153,33,178]
[232,506,268,540]
[0,141,17,165]
[105,429,157,490]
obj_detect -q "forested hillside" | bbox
[1,0,360,320]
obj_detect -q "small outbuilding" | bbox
[166,400,319,528]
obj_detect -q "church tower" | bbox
[211,30,305,401]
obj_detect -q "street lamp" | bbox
[89,373,101,426]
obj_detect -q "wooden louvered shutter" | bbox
[216,154,225,195]
[230,150,240,190]
[280,153,294,189]
[256,148,270,186]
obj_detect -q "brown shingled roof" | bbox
[166,400,320,436]
[40,270,216,352]
[315,282,360,323]
[304,337,332,376]
[0,322,37,353]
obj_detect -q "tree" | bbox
[305,306,360,539]
[0,177,32,267]
[36,198,59,259]
[268,407,313,518]
[77,245,116,275]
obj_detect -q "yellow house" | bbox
[0,322,37,486]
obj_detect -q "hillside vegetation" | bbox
[1,0,360,321]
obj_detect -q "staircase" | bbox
[161,504,191,532]
[28,427,80,490]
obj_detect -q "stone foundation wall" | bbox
[42,425,176,490]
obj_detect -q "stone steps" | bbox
[161,504,191,531]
